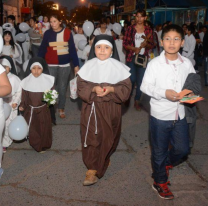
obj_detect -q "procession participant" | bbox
[93,19,112,36]
[0,56,21,152]
[115,31,126,64]
[81,35,95,64]
[0,41,12,178]
[74,24,87,68]
[19,57,55,153]
[38,14,79,119]
[123,9,153,110]
[42,16,50,34]
[141,24,195,200]
[77,35,131,186]
[28,17,42,57]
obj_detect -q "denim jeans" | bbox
[126,56,146,101]
[31,44,40,58]
[150,116,189,184]
[78,58,84,68]
[48,66,71,109]
[204,57,208,85]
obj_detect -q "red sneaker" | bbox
[152,181,174,200]
[166,165,173,177]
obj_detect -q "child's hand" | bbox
[97,86,114,97]
[92,86,104,96]
[188,92,195,97]
[166,89,180,102]
[10,55,13,58]
[12,103,17,109]
[19,107,24,111]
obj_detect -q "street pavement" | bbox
[0,67,208,206]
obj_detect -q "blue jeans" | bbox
[78,58,84,68]
[204,57,208,85]
[48,66,71,109]
[150,116,189,184]
[126,56,145,101]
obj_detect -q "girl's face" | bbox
[29,19,36,27]
[119,34,124,40]
[31,65,43,78]
[44,16,48,23]
[50,17,62,31]
[95,44,112,61]
[4,34,11,43]
[100,23,107,29]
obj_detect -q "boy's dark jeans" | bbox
[150,116,189,184]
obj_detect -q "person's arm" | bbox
[69,33,79,74]
[38,30,49,58]
[0,70,12,97]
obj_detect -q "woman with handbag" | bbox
[123,9,153,110]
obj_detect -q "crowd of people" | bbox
[0,9,207,200]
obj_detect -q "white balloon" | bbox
[19,22,30,32]
[23,59,29,72]
[78,40,87,51]
[38,16,43,22]
[113,23,122,35]
[3,102,12,120]
[15,33,26,42]
[8,116,28,141]
[0,34,3,53]
[83,21,94,37]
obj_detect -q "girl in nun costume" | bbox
[19,57,55,153]
[77,35,132,186]
[0,56,21,152]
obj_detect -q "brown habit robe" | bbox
[20,89,52,152]
[77,76,131,178]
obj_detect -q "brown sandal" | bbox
[58,109,66,119]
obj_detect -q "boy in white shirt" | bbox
[141,25,195,200]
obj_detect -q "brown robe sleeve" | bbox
[109,78,132,103]
[77,76,97,104]
[19,89,28,110]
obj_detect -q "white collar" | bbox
[78,57,130,84]
[159,50,184,65]
[21,73,54,92]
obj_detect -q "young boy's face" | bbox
[95,44,112,61]
[31,66,43,78]
[161,30,184,55]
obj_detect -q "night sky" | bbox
[50,0,110,11]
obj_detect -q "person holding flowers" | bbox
[19,57,57,153]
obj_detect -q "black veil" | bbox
[88,35,120,61]
[0,55,17,76]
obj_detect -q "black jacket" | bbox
[203,32,208,57]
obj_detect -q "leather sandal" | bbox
[58,109,66,119]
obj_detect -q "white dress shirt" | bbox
[182,34,196,60]
[93,28,112,36]
[140,51,195,120]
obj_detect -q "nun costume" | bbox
[20,57,55,152]
[0,56,21,149]
[77,35,131,185]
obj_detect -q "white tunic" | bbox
[81,45,91,63]
[93,28,112,36]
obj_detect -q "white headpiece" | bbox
[0,58,11,68]
[95,40,113,48]
[30,62,43,70]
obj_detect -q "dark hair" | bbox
[106,16,111,21]
[78,24,83,28]
[49,14,62,22]
[187,25,195,34]
[145,20,153,30]
[182,23,187,28]
[7,15,15,21]
[162,23,167,29]
[87,34,95,45]
[3,31,15,50]
[161,24,184,40]
[100,19,107,24]
[30,17,37,23]
[136,9,146,17]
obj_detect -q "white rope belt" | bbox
[28,104,46,131]
[84,102,97,148]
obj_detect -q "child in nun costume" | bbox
[19,57,55,153]
[0,56,21,152]
[77,35,132,186]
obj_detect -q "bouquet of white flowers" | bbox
[43,90,58,107]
